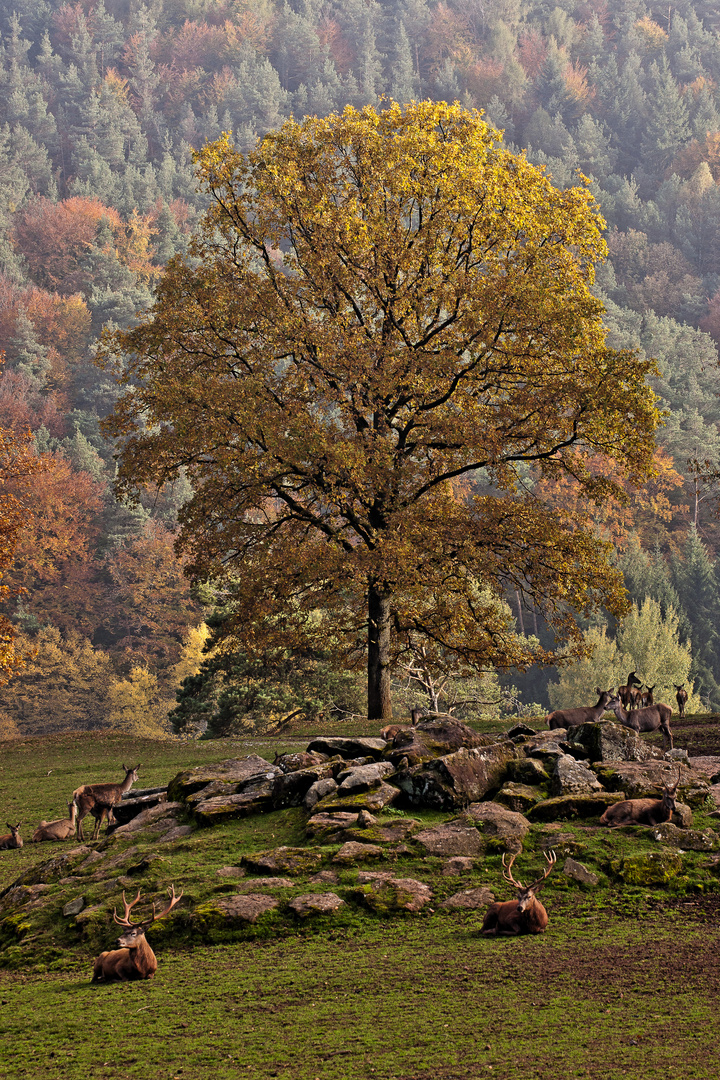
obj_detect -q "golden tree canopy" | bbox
[103,100,659,719]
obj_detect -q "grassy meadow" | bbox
[0,719,718,1080]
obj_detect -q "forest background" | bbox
[3,0,720,736]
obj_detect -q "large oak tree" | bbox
[103,101,658,720]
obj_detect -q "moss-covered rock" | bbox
[353,876,432,914]
[241,846,324,876]
[610,850,683,885]
[167,756,281,802]
[494,782,545,813]
[528,792,627,822]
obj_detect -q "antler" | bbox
[501,852,525,890]
[667,764,682,794]
[150,884,183,923]
[113,889,143,927]
[526,850,557,892]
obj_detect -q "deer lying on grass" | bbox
[0,822,22,850]
[599,767,681,827]
[92,885,183,982]
[73,763,140,841]
[545,688,614,730]
[674,684,688,719]
[604,695,674,751]
[482,850,557,936]
[32,803,77,842]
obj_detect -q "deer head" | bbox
[502,850,556,911]
[113,885,183,947]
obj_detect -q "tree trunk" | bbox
[367,580,393,720]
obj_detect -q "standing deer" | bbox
[545,688,615,730]
[32,803,77,842]
[640,685,655,707]
[73,763,140,841]
[618,670,643,710]
[482,850,557,936]
[92,885,183,982]
[599,767,681,827]
[674,684,688,719]
[604,694,674,751]
[0,822,22,850]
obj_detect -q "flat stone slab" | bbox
[687,757,720,783]
[413,824,485,857]
[158,825,195,843]
[168,756,281,801]
[441,887,495,910]
[287,892,345,918]
[337,761,396,792]
[216,866,246,878]
[242,846,324,875]
[111,802,184,834]
[461,802,530,840]
[238,877,294,889]
[112,791,168,826]
[306,812,359,840]
[314,781,401,813]
[442,856,475,876]
[332,841,384,864]
[200,894,280,924]
[192,784,275,823]
[306,737,387,760]
[650,823,719,850]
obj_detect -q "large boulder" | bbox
[192,783,276,824]
[336,761,397,793]
[441,887,495,910]
[313,782,401,813]
[306,812,359,841]
[271,762,337,810]
[354,876,432,913]
[528,791,628,822]
[610,850,683,885]
[592,761,710,807]
[168,756,282,802]
[111,802,184,835]
[287,893,345,918]
[494,782,544,814]
[686,757,720,784]
[567,722,657,764]
[332,841,384,864]
[112,789,168,826]
[394,742,517,811]
[384,715,487,766]
[303,777,338,810]
[650,823,718,850]
[460,801,530,842]
[242,846,323,875]
[550,755,604,797]
[194,894,280,927]
[413,823,485,857]
[506,757,550,786]
[305,737,387,761]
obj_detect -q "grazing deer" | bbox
[482,850,557,936]
[545,688,614,730]
[674,684,688,719]
[618,670,643,710]
[73,763,140,841]
[32,803,77,842]
[92,885,183,982]
[599,767,681,827]
[604,695,674,751]
[0,822,22,850]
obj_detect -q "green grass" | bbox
[0,727,719,1080]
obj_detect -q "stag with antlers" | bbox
[482,850,557,936]
[92,885,183,982]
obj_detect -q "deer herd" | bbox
[0,675,695,958]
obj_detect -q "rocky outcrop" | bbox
[168,756,282,802]
[567,721,658,764]
[494,782,544,813]
[413,823,485,857]
[550,755,604,797]
[271,762,337,810]
[332,841,384,864]
[384,715,487,766]
[592,761,710,807]
[394,742,516,810]
[650,823,718,850]
[336,761,396,792]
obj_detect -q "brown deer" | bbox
[545,688,615,730]
[604,695,674,751]
[31,803,77,842]
[0,822,22,850]
[674,684,688,719]
[92,885,183,982]
[381,707,423,742]
[73,763,140,841]
[618,670,643,710]
[482,850,557,936]
[640,685,655,707]
[599,767,681,827]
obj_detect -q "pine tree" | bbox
[671,527,720,709]
[641,60,691,176]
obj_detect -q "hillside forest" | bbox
[4,0,720,734]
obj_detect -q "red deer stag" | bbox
[605,695,674,751]
[73,763,140,841]
[32,803,77,842]
[92,885,183,982]
[482,850,557,936]
[545,688,614,731]
[0,822,22,850]
[599,767,681,827]
[674,684,688,719]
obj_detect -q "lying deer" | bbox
[32,803,77,842]
[545,688,614,730]
[482,850,557,936]
[599,767,681,827]
[674,684,688,719]
[92,885,183,982]
[0,822,22,850]
[73,763,140,841]
[604,695,673,751]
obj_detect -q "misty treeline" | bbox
[3,0,720,731]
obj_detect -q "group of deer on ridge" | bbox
[0,761,183,980]
[482,671,688,938]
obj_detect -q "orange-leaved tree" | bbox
[102,101,659,720]
[0,419,45,684]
